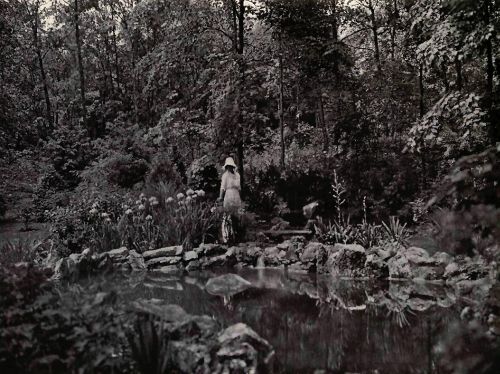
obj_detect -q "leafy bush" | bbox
[0,264,131,373]
[429,145,500,257]
[145,157,183,189]
[431,206,500,258]
[48,194,124,256]
[106,153,149,188]
[187,155,219,197]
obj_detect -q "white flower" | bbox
[135,200,141,205]
[186,189,195,196]
[146,215,153,221]
[125,209,133,215]
[196,190,205,197]
[89,208,98,215]
[210,207,216,213]
[138,204,145,211]
[104,217,112,223]
[185,196,192,204]
[140,193,145,199]
[166,197,174,204]
[149,197,159,206]
[101,212,109,218]
[176,193,185,200]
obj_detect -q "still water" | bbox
[81,268,471,373]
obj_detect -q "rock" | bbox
[170,341,210,373]
[132,300,188,322]
[206,274,253,299]
[236,245,262,264]
[433,251,453,266]
[146,256,182,268]
[93,253,113,272]
[270,217,290,231]
[287,262,310,273]
[364,254,389,279]
[404,246,435,266]
[303,201,319,219]
[198,244,227,257]
[52,257,78,280]
[154,265,183,275]
[128,250,146,271]
[143,246,183,260]
[214,323,274,372]
[183,251,198,262]
[107,246,129,259]
[300,242,323,263]
[185,260,201,271]
[263,246,282,266]
[327,244,367,278]
[444,257,490,284]
[201,248,236,269]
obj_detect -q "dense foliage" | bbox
[0,0,498,256]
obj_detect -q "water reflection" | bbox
[79,269,470,373]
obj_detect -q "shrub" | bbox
[187,155,220,197]
[431,206,500,258]
[145,157,183,189]
[48,194,124,256]
[0,264,130,373]
[106,153,149,188]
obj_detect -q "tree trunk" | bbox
[441,63,449,92]
[455,55,463,90]
[368,0,381,71]
[234,0,245,188]
[318,90,329,152]
[74,0,87,129]
[484,0,497,142]
[32,4,52,126]
[279,33,285,170]
[419,63,425,118]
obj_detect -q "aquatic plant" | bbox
[129,316,171,374]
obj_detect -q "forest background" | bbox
[0,0,499,257]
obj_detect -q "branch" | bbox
[340,27,371,41]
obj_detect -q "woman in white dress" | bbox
[218,157,242,243]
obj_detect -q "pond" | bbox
[78,268,477,374]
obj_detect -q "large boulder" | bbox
[327,244,367,278]
[387,246,445,281]
[206,274,253,300]
[262,246,286,267]
[212,323,274,373]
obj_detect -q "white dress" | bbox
[220,171,242,214]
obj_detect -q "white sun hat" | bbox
[223,157,237,169]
